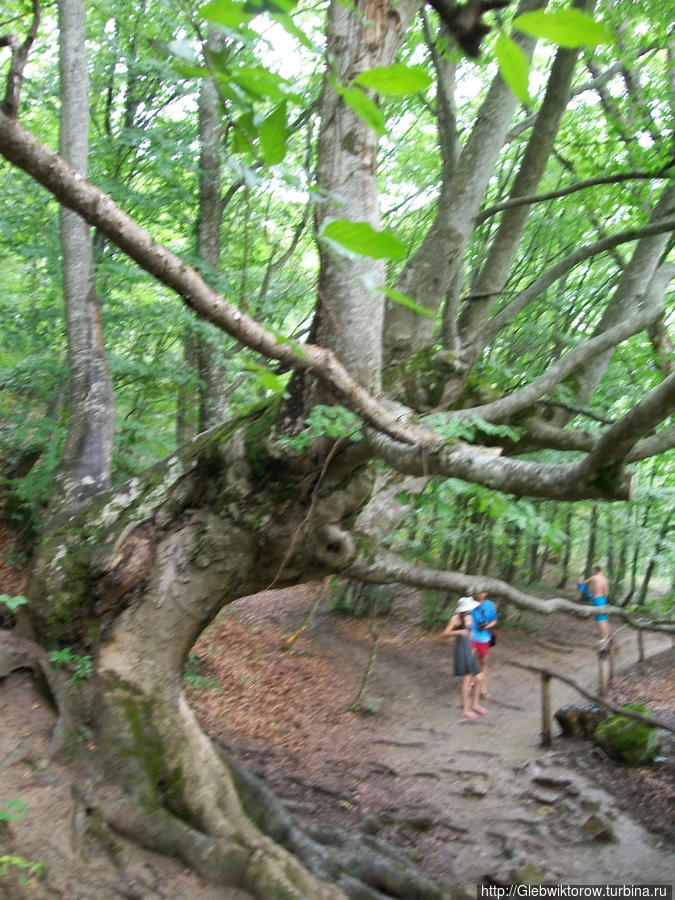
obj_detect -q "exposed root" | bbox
[71,779,250,885]
[220,742,452,899]
[0,629,79,755]
[72,775,347,900]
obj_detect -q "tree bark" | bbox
[459,0,596,358]
[197,28,230,432]
[383,0,544,370]
[21,407,455,897]
[55,0,115,510]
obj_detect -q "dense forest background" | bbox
[1,0,672,609]
[0,0,673,895]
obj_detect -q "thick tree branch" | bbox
[364,427,633,499]
[0,113,668,506]
[0,109,444,451]
[343,550,675,633]
[627,424,675,462]
[501,418,675,463]
[454,304,665,423]
[576,373,675,476]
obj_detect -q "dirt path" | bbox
[0,583,673,897]
[192,586,674,890]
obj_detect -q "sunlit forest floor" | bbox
[0,520,673,897]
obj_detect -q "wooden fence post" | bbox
[609,639,617,688]
[597,647,607,697]
[541,670,552,748]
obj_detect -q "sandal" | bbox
[472,706,488,715]
[463,710,479,719]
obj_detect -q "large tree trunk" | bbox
[196,27,230,433]
[56,0,115,510]
[21,407,447,898]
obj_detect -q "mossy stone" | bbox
[593,702,661,766]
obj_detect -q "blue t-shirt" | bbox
[472,599,496,644]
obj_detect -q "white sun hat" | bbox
[456,596,479,613]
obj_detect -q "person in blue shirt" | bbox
[471,590,497,700]
[443,596,486,718]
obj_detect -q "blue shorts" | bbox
[578,583,608,622]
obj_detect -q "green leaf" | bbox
[230,66,289,102]
[259,103,287,165]
[513,9,614,48]
[319,219,407,260]
[378,286,433,317]
[495,34,531,105]
[0,800,28,822]
[332,80,386,135]
[245,362,288,393]
[353,63,432,97]
[172,62,210,79]
[245,0,299,12]
[232,112,257,153]
[0,594,29,613]
[268,11,316,50]
[198,0,255,29]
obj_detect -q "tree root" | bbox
[219,741,452,899]
[0,629,80,756]
[72,777,345,900]
[72,779,250,885]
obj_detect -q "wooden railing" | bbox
[506,655,674,748]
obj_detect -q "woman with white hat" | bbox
[442,597,487,719]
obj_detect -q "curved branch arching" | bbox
[342,547,675,634]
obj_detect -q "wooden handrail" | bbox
[504,658,675,747]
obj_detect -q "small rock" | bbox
[531,772,572,789]
[362,814,383,834]
[583,813,615,842]
[530,789,560,805]
[558,799,577,814]
[462,782,487,797]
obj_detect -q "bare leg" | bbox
[478,653,491,698]
[461,676,477,717]
[472,672,487,714]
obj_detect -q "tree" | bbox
[0,0,673,896]
[55,0,115,512]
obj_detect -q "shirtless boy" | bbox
[578,565,610,640]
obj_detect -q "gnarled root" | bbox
[220,742,452,899]
[1,630,450,898]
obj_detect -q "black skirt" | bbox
[453,634,480,676]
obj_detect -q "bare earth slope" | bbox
[0,575,673,897]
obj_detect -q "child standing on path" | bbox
[471,590,498,699]
[578,565,611,640]
[443,597,486,719]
